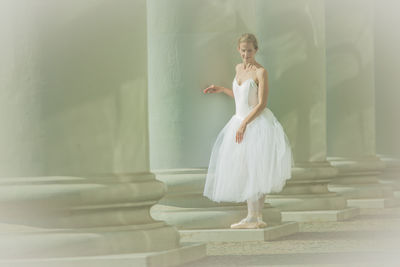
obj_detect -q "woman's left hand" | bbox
[236,122,247,143]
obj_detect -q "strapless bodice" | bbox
[232,78,260,119]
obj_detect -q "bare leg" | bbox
[245,197,260,223]
[257,194,267,227]
[257,193,266,220]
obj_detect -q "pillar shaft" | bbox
[374,0,400,198]
[326,0,376,158]
[147,0,242,170]
[252,1,357,221]
[0,1,204,264]
[0,0,150,176]
[325,0,395,208]
[255,0,328,163]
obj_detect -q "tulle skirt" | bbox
[203,108,293,203]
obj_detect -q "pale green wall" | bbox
[148,0,327,169]
[0,0,149,176]
[374,0,400,157]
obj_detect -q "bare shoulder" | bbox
[256,66,268,80]
[235,63,242,72]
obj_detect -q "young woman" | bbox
[202,33,293,229]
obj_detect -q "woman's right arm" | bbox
[221,87,234,98]
[203,85,234,98]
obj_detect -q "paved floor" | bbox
[180,207,400,267]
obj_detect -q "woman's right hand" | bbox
[203,84,223,94]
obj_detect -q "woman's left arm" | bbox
[235,69,269,143]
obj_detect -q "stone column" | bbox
[148,0,299,241]
[0,1,204,266]
[254,0,357,221]
[374,0,400,200]
[325,0,396,209]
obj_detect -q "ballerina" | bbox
[202,33,293,229]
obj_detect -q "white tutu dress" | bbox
[203,77,293,203]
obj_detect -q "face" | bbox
[237,42,257,62]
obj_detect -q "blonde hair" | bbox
[238,33,258,50]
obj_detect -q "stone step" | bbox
[151,204,283,229]
[266,194,348,211]
[0,242,206,267]
[179,221,298,242]
[328,183,394,199]
[347,197,398,209]
[281,207,360,222]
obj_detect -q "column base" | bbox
[328,183,396,208]
[347,197,398,209]
[265,162,355,222]
[281,207,359,222]
[0,242,206,267]
[328,156,396,210]
[377,155,400,192]
[394,192,400,207]
[328,182,394,199]
[266,194,348,211]
[179,221,298,242]
[379,179,400,190]
[0,174,198,262]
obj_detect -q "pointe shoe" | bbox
[230,218,260,229]
[256,219,267,228]
[256,215,267,228]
